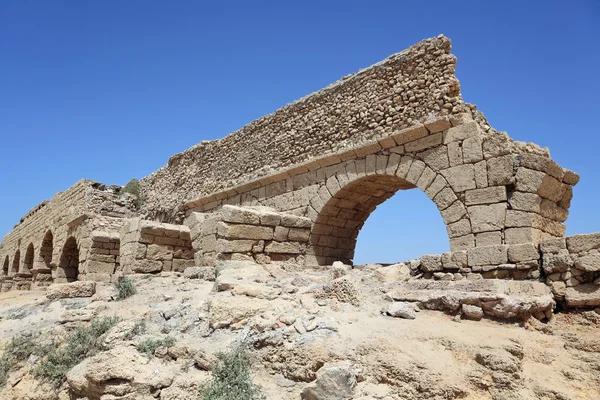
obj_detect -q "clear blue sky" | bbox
[1,1,598,264]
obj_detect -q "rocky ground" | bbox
[0,260,599,400]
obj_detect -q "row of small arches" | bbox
[1,231,80,286]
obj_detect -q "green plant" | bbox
[34,317,118,388]
[135,336,176,357]
[199,345,265,400]
[0,333,40,385]
[119,178,144,208]
[124,320,147,340]
[115,276,136,300]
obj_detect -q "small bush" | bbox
[115,276,136,300]
[124,320,147,340]
[119,178,144,208]
[0,333,40,385]
[34,317,118,388]
[136,336,176,357]
[199,345,265,400]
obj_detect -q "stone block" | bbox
[391,124,428,146]
[395,156,413,178]
[216,239,256,253]
[462,136,483,163]
[273,226,289,241]
[514,168,545,193]
[566,233,600,254]
[418,146,449,171]
[508,192,541,213]
[444,121,479,143]
[447,142,462,166]
[441,251,468,269]
[539,200,568,222]
[464,186,507,206]
[85,260,116,275]
[508,243,539,263]
[217,222,274,240]
[433,187,458,210]
[519,154,563,180]
[474,160,488,188]
[538,175,564,202]
[405,132,443,153]
[420,254,443,272]
[288,228,310,242]
[573,254,600,272]
[440,165,476,192]
[146,244,173,261]
[132,259,163,273]
[172,259,196,272]
[562,169,580,186]
[264,241,302,254]
[487,155,515,186]
[450,234,475,251]
[468,203,506,233]
[221,205,260,225]
[84,273,112,283]
[446,218,472,238]
[468,245,508,266]
[440,201,467,225]
[505,227,542,245]
[424,116,451,133]
[565,284,600,307]
[405,159,426,184]
[540,238,566,254]
[281,214,312,228]
[475,231,502,246]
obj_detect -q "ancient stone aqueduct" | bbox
[1,35,598,310]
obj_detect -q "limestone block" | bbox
[395,156,413,178]
[441,251,468,269]
[514,168,545,193]
[365,154,377,175]
[132,260,163,273]
[446,218,472,238]
[540,238,566,254]
[468,245,508,266]
[217,222,273,240]
[216,239,256,253]
[146,244,173,261]
[462,137,484,164]
[487,155,515,186]
[264,241,302,254]
[274,226,289,241]
[505,227,542,245]
[475,231,502,246]
[405,159,425,184]
[424,175,447,200]
[508,243,539,263]
[281,214,312,228]
[565,284,600,307]
[221,205,260,225]
[84,273,112,283]
[385,153,402,175]
[573,254,600,272]
[440,165,476,192]
[562,169,580,186]
[405,132,443,153]
[433,187,458,210]
[440,201,467,225]
[468,203,506,233]
[474,160,488,188]
[418,146,449,171]
[47,281,96,299]
[508,192,541,213]
[447,142,462,166]
[505,210,535,228]
[566,233,600,254]
[420,254,443,272]
[288,228,310,242]
[538,175,564,202]
[558,185,573,209]
[259,210,282,226]
[539,200,568,223]
[424,116,451,133]
[482,132,512,159]
[519,154,563,180]
[464,186,507,206]
[391,124,428,146]
[416,167,436,191]
[85,260,116,275]
[444,121,478,143]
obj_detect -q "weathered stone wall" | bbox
[119,219,194,276]
[182,118,577,266]
[140,35,467,219]
[0,180,137,289]
[186,205,311,268]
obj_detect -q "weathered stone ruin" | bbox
[1,35,597,318]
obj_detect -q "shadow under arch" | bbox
[11,250,20,275]
[23,243,35,275]
[2,256,8,276]
[39,230,54,269]
[57,236,80,283]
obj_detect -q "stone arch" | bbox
[39,230,54,269]
[57,236,80,283]
[11,250,20,275]
[2,256,8,276]
[309,153,469,265]
[23,243,35,274]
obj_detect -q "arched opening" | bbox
[353,190,449,265]
[39,230,54,268]
[23,243,35,275]
[58,237,80,282]
[2,256,8,276]
[11,250,20,275]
